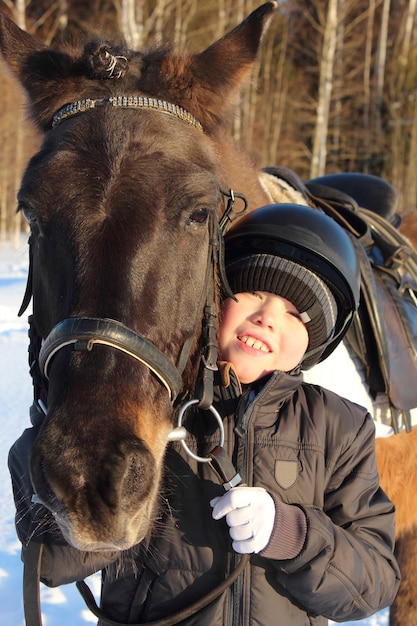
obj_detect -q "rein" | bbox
[76,555,250,626]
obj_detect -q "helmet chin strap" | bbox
[301,310,354,369]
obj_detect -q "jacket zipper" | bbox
[230,374,281,626]
[232,393,254,626]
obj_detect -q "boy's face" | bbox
[218,291,309,383]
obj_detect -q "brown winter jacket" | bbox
[9,367,400,626]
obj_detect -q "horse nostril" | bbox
[101,438,154,510]
[122,449,152,501]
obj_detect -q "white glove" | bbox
[210,486,275,554]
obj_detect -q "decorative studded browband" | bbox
[52,95,204,131]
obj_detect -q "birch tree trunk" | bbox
[373,0,391,138]
[310,0,339,178]
[215,0,228,39]
[363,0,376,170]
[404,93,417,211]
[120,0,143,49]
[233,0,247,143]
[265,12,290,166]
[397,0,417,90]
[173,0,198,47]
[399,0,417,207]
[329,0,345,170]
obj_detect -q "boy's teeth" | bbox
[240,335,269,352]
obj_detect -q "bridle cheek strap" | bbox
[38,317,183,401]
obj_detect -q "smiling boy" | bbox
[204,203,400,622]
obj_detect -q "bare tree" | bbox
[120,0,143,48]
[362,0,377,169]
[373,0,391,138]
[404,92,417,210]
[397,0,417,91]
[5,0,26,247]
[309,0,338,178]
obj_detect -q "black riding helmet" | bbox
[224,203,360,368]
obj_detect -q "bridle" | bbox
[21,97,250,626]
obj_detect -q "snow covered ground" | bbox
[0,237,389,625]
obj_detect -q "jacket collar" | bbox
[216,361,303,405]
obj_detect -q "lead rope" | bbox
[76,559,249,626]
[23,542,44,626]
[77,560,249,626]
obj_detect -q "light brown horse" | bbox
[401,212,417,248]
[376,427,417,626]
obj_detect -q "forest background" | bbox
[1,0,417,245]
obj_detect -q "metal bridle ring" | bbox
[177,399,224,463]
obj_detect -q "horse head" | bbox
[0,4,274,551]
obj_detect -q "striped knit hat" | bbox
[226,253,338,367]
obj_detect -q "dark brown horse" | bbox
[0,4,275,552]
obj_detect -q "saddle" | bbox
[259,166,417,432]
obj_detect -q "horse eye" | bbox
[19,203,37,225]
[188,208,209,225]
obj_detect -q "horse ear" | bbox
[0,11,47,75]
[191,2,277,126]
[0,12,70,129]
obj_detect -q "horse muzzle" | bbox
[30,429,161,551]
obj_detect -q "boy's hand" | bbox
[210,486,275,554]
